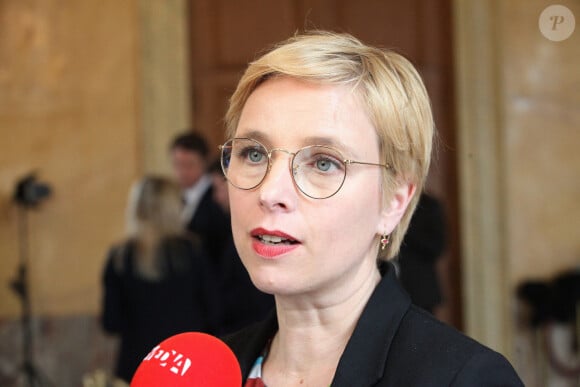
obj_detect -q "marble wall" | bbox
[0,0,140,318]
[502,2,580,385]
[500,1,580,286]
[0,2,139,384]
[455,1,580,385]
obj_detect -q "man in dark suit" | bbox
[396,193,447,313]
[170,132,229,262]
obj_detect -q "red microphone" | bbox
[131,332,242,386]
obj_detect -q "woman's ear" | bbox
[377,183,416,234]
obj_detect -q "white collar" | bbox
[182,174,212,221]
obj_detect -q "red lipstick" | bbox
[250,228,300,259]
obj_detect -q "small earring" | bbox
[380,234,390,250]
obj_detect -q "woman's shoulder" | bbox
[385,305,523,386]
[396,305,481,351]
[104,239,135,274]
[157,234,210,273]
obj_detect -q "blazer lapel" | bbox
[224,310,278,380]
[331,265,411,387]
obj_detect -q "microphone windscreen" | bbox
[131,332,241,387]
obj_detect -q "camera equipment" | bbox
[10,172,55,387]
[13,174,52,208]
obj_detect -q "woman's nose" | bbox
[258,151,298,211]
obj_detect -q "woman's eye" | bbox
[238,146,266,163]
[248,150,263,162]
[312,155,342,173]
[316,158,333,171]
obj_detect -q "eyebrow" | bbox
[237,130,270,146]
[301,135,360,158]
[237,130,357,158]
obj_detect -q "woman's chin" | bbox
[247,272,285,295]
[247,269,308,297]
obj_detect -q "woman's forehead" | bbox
[236,78,378,156]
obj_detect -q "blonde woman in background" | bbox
[100,175,217,383]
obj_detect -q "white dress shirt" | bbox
[182,174,212,224]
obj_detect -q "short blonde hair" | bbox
[225,31,434,259]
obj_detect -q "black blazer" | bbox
[224,265,524,386]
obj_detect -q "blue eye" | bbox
[237,145,267,164]
[316,158,332,171]
[311,154,343,173]
[248,149,263,163]
[296,147,345,175]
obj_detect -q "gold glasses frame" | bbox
[219,137,393,199]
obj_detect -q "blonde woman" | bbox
[101,176,216,383]
[222,32,523,386]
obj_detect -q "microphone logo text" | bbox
[143,345,192,377]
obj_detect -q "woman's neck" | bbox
[263,263,381,386]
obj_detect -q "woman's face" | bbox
[229,77,404,300]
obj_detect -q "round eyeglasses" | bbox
[219,138,393,199]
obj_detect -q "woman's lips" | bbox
[250,228,301,259]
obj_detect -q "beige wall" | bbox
[455,0,580,384]
[501,1,580,285]
[138,0,192,175]
[0,0,191,318]
[502,2,580,384]
[0,1,140,317]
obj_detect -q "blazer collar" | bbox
[331,263,411,386]
[234,311,278,380]
[232,264,411,386]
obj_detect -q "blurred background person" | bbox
[170,132,230,262]
[170,132,250,335]
[209,159,230,213]
[209,160,275,335]
[100,175,217,383]
[396,192,447,314]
